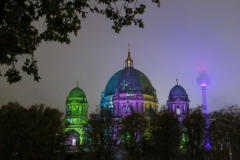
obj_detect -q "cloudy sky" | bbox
[1,0,240,114]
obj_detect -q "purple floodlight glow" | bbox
[197,70,210,86]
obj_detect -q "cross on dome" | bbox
[121,80,128,90]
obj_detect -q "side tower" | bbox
[167,80,190,123]
[64,82,89,147]
[100,45,158,118]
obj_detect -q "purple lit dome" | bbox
[169,84,188,96]
[168,84,189,102]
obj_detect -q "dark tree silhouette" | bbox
[120,112,147,160]
[0,102,67,160]
[0,0,160,84]
[80,109,117,160]
[181,106,209,160]
[143,106,181,160]
[209,105,240,160]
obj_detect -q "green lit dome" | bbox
[69,87,86,98]
[104,67,156,96]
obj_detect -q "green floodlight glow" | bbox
[180,133,187,149]
[64,84,89,146]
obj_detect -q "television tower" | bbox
[197,68,211,149]
[197,68,210,114]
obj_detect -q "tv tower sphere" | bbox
[197,69,210,86]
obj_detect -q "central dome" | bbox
[104,48,156,97]
[100,47,158,118]
[104,67,156,96]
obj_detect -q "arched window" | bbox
[67,130,80,146]
[176,106,181,115]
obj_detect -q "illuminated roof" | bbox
[104,51,156,97]
[169,84,187,96]
[69,87,86,98]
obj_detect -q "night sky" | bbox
[1,0,240,114]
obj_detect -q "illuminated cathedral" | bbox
[64,46,190,146]
[100,46,158,118]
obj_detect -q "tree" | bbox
[181,106,209,160]
[0,0,160,84]
[143,106,181,160]
[80,109,117,160]
[120,112,147,160]
[0,102,67,160]
[209,105,240,160]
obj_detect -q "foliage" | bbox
[181,106,210,160]
[143,106,181,160]
[80,109,117,160]
[0,102,67,160]
[77,106,240,159]
[120,112,147,160]
[0,0,160,84]
[208,105,240,160]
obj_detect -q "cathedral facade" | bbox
[64,47,190,146]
